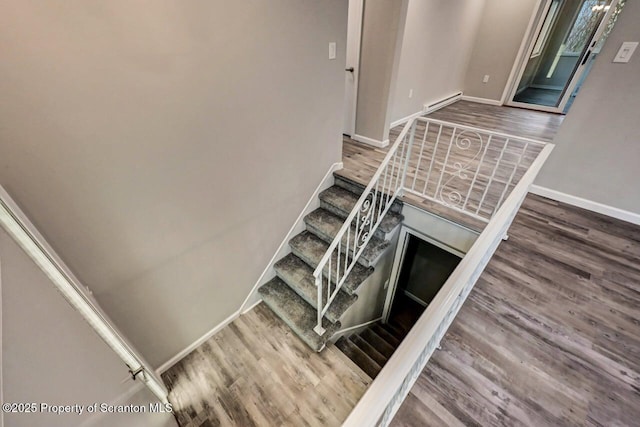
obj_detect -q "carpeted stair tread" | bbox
[274,253,357,323]
[319,186,404,236]
[258,278,339,352]
[335,337,381,379]
[333,174,403,215]
[359,328,395,359]
[304,208,390,267]
[351,334,388,367]
[289,231,373,295]
[371,323,401,348]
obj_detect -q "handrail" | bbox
[0,186,169,404]
[312,119,416,335]
[312,117,550,337]
[343,142,555,426]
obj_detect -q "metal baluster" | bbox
[327,257,332,308]
[314,274,325,335]
[422,124,444,195]
[462,134,492,211]
[344,226,350,278]
[411,121,429,191]
[434,126,457,199]
[494,141,529,214]
[336,241,341,294]
[476,137,510,217]
[401,121,417,193]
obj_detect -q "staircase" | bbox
[258,175,403,351]
[335,322,407,379]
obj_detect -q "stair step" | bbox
[359,329,395,359]
[274,253,357,323]
[381,322,407,341]
[319,186,404,237]
[304,208,390,268]
[351,334,388,367]
[333,174,403,215]
[258,278,340,352]
[289,231,373,295]
[335,337,381,379]
[371,323,401,348]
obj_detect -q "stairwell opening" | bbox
[335,224,466,380]
[386,233,462,331]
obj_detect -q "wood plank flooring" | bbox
[391,194,640,426]
[340,101,564,231]
[162,303,371,427]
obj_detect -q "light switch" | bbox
[613,41,638,63]
[329,42,337,60]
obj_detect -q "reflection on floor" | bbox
[513,87,562,107]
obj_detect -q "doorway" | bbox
[383,227,463,330]
[508,0,623,113]
[343,0,363,136]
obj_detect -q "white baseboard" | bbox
[403,290,428,307]
[238,161,344,314]
[460,95,502,106]
[390,111,424,129]
[156,298,263,375]
[353,134,389,148]
[529,185,640,226]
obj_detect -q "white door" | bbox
[343,0,364,136]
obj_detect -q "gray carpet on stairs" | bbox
[257,177,403,352]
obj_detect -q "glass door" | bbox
[509,0,619,113]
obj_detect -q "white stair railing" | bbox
[313,117,548,336]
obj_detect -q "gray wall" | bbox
[391,0,485,123]
[355,0,405,142]
[535,0,640,214]
[463,0,539,101]
[0,0,347,367]
[0,228,176,427]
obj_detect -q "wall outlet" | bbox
[329,42,336,60]
[409,89,413,98]
[483,75,490,83]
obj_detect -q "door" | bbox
[508,0,619,113]
[343,0,363,136]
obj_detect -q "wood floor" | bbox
[391,194,640,426]
[340,101,564,231]
[162,303,371,427]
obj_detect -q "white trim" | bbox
[343,144,555,427]
[156,299,262,375]
[390,92,464,130]
[353,134,390,148]
[238,162,343,313]
[332,317,383,339]
[403,290,427,308]
[157,162,344,374]
[529,185,640,226]
[460,95,502,106]
[157,307,239,374]
[390,111,424,129]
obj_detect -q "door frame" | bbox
[505,0,619,113]
[382,225,465,323]
[343,0,364,136]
